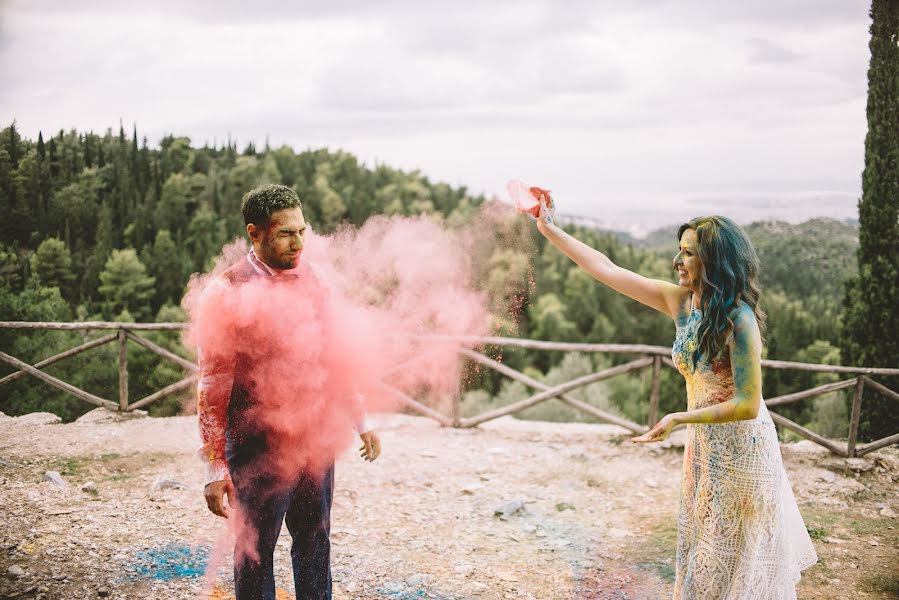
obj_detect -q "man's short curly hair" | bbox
[240,184,303,228]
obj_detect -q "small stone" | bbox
[790,440,831,455]
[406,573,430,587]
[382,581,404,593]
[418,451,437,458]
[97,588,110,597]
[13,412,61,426]
[493,499,525,520]
[879,506,897,519]
[454,563,474,577]
[7,565,25,578]
[75,407,147,424]
[471,581,488,592]
[499,570,520,582]
[869,539,879,546]
[607,527,631,539]
[844,458,873,473]
[44,470,68,489]
[82,481,98,496]
[818,471,837,483]
[151,476,186,492]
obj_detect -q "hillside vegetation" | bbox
[0,123,868,440]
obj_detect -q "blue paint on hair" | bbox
[677,216,766,367]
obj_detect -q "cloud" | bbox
[747,38,802,64]
[0,0,870,226]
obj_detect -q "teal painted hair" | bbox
[677,216,766,366]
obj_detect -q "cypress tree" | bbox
[36,132,51,233]
[7,121,21,169]
[842,0,899,442]
[4,122,22,210]
[36,132,46,161]
[47,138,59,180]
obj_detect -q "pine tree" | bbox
[147,229,184,309]
[98,248,155,319]
[30,238,75,294]
[842,0,899,442]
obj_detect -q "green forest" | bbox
[0,122,879,441]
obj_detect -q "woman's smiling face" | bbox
[674,228,702,291]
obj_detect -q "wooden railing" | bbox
[2,322,898,457]
[0,321,194,413]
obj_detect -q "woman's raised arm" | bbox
[535,196,686,319]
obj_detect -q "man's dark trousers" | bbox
[226,427,334,600]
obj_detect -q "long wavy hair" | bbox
[677,216,766,367]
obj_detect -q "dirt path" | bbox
[0,411,896,599]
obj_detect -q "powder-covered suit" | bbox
[197,249,368,600]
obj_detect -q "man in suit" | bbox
[196,183,381,600]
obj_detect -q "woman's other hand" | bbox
[631,413,681,443]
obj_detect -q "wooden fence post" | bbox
[648,355,661,427]
[118,329,128,411]
[847,376,865,457]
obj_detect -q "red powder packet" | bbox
[506,180,551,217]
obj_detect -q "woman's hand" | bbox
[631,413,681,444]
[534,189,555,232]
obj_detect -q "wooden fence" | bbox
[2,322,898,458]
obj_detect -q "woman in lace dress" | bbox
[529,195,817,599]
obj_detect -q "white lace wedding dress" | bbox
[671,307,817,599]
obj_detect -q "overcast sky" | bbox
[0,0,871,234]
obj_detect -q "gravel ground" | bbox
[0,409,897,600]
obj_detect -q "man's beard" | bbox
[272,254,299,269]
[261,246,299,270]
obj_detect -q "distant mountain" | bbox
[624,218,858,300]
[745,218,858,300]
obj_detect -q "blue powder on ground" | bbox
[379,589,460,600]
[125,544,210,581]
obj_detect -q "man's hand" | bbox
[359,430,381,462]
[204,479,234,518]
